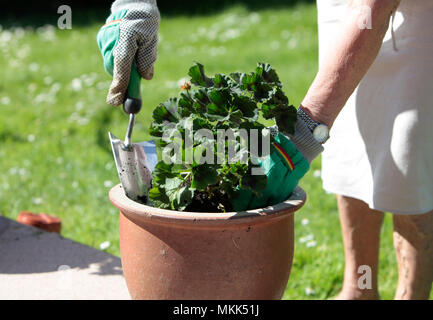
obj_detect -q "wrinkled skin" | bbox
[335,195,433,300]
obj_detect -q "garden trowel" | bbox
[108,67,157,203]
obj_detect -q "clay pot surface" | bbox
[17,212,62,234]
[109,184,306,300]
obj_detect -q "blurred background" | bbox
[0,0,404,299]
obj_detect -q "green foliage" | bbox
[148,62,297,212]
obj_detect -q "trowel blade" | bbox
[109,132,157,203]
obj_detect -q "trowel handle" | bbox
[123,63,142,115]
[123,97,142,114]
[122,65,142,150]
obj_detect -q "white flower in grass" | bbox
[79,73,98,87]
[13,27,25,39]
[29,62,39,72]
[197,26,207,36]
[305,287,315,296]
[75,101,84,111]
[209,46,227,57]
[100,241,110,250]
[77,117,89,126]
[301,218,309,226]
[72,181,79,189]
[248,12,261,23]
[17,45,30,59]
[222,13,238,25]
[299,234,314,243]
[306,240,317,248]
[219,28,241,42]
[0,96,10,105]
[206,29,218,41]
[50,83,61,94]
[70,78,83,92]
[0,30,12,43]
[28,83,37,92]
[287,38,299,49]
[281,30,291,39]
[34,93,47,104]
[32,197,44,205]
[104,180,113,188]
[313,170,321,178]
[9,167,18,175]
[37,25,56,42]
[96,81,109,91]
[27,134,35,142]
[44,76,53,85]
[10,59,19,68]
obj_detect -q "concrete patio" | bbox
[0,216,129,299]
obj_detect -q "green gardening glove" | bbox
[231,132,310,211]
[96,0,160,106]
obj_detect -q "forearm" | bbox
[301,0,400,127]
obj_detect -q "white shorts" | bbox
[318,0,433,214]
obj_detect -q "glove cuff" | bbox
[112,0,157,12]
[287,118,324,163]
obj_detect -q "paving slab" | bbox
[0,216,130,300]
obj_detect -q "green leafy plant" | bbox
[148,62,297,212]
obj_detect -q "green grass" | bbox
[0,3,428,300]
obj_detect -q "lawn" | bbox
[0,2,427,299]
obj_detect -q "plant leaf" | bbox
[191,164,218,191]
[240,169,267,196]
[148,186,170,209]
[188,62,213,87]
[256,62,281,85]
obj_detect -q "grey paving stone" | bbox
[0,216,129,300]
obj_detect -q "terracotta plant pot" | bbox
[17,211,62,234]
[109,184,306,300]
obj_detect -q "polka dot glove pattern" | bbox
[97,0,160,106]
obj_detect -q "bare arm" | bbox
[301,0,401,127]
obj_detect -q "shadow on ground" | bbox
[0,216,122,275]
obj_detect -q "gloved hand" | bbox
[231,119,324,212]
[97,0,160,106]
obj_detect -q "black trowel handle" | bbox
[123,97,142,115]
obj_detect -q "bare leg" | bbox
[335,195,384,300]
[393,211,433,300]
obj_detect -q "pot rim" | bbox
[109,184,306,226]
